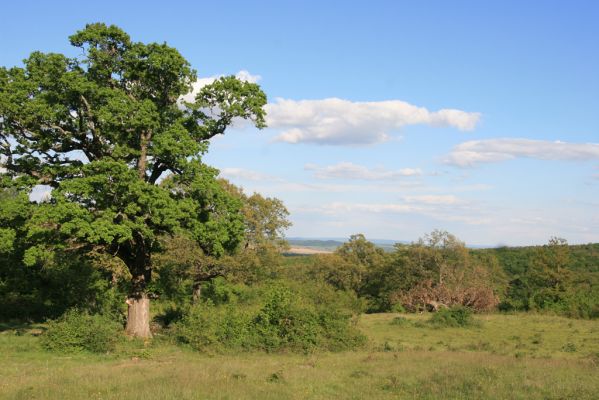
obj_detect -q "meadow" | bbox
[2,313,598,400]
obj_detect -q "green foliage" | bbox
[151,180,292,307]
[487,238,599,319]
[0,23,267,335]
[292,253,365,292]
[202,276,246,305]
[41,309,122,353]
[172,302,253,351]
[0,248,126,321]
[428,306,476,328]
[171,282,366,353]
[359,231,501,313]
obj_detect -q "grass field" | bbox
[1,313,598,399]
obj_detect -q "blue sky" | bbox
[2,1,598,246]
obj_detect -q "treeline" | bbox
[3,180,599,325]
[473,242,599,316]
[3,177,599,328]
[285,233,599,319]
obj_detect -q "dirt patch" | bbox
[286,246,333,255]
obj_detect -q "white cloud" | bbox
[402,195,461,205]
[315,202,422,215]
[297,199,491,226]
[444,138,599,167]
[265,98,480,145]
[234,70,262,83]
[305,162,422,180]
[180,70,262,104]
[219,167,281,182]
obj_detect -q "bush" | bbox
[153,304,187,328]
[202,277,246,305]
[172,303,254,352]
[428,306,476,328]
[171,282,366,353]
[41,309,122,353]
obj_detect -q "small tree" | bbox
[0,23,267,337]
[219,179,291,251]
[364,230,500,312]
[527,237,572,310]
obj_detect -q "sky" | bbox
[1,1,598,246]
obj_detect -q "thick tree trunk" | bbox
[126,294,152,338]
[122,235,153,338]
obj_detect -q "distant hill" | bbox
[286,238,397,252]
[288,238,344,249]
[287,237,510,251]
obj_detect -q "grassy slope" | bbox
[1,314,598,400]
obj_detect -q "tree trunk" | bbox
[122,235,153,338]
[126,293,152,338]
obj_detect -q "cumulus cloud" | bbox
[234,70,262,83]
[305,162,422,180]
[180,70,262,104]
[444,138,599,167]
[265,98,480,145]
[219,167,281,182]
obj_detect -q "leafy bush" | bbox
[251,285,365,352]
[202,277,247,305]
[153,304,187,328]
[172,303,253,352]
[41,310,122,353]
[171,283,366,353]
[428,306,476,328]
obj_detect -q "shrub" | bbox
[202,277,246,305]
[428,306,476,328]
[171,282,366,353]
[41,309,122,353]
[390,303,407,313]
[153,304,187,328]
[172,303,253,352]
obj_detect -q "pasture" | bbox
[1,313,598,399]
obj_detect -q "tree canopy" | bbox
[0,23,267,337]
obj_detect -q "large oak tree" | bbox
[0,23,267,337]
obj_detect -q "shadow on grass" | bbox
[0,320,46,335]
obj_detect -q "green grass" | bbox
[1,313,598,399]
[364,313,599,359]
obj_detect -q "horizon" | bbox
[286,236,598,249]
[2,1,598,246]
